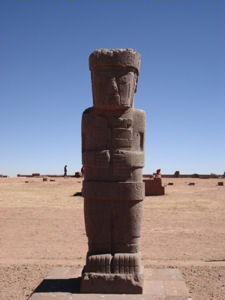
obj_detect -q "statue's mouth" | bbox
[109,94,120,102]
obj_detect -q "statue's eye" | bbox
[117,76,127,85]
[94,72,108,83]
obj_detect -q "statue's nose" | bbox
[109,77,118,93]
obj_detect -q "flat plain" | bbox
[0,177,224,300]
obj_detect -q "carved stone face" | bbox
[91,67,138,111]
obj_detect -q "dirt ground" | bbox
[0,177,224,300]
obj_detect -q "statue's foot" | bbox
[112,253,141,274]
[85,253,112,273]
[81,252,143,293]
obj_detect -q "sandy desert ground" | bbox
[0,177,224,300]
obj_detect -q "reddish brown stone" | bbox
[81,49,145,293]
[32,173,40,177]
[143,177,165,196]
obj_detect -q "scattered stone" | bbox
[174,171,180,177]
[188,182,195,185]
[210,173,218,178]
[73,192,83,197]
[75,172,82,178]
[192,173,199,178]
[25,181,29,183]
[32,173,40,177]
[168,182,174,185]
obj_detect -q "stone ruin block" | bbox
[74,172,82,178]
[32,173,40,177]
[192,173,199,178]
[81,49,145,294]
[143,176,165,196]
[174,171,180,177]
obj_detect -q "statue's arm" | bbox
[135,109,145,152]
[82,108,110,168]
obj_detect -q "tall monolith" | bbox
[81,49,145,294]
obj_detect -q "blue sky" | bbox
[0,0,224,177]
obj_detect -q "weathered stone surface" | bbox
[75,172,82,178]
[174,171,180,178]
[81,49,145,293]
[83,182,145,201]
[32,173,40,177]
[81,272,143,294]
[144,177,165,196]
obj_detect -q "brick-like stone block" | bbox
[143,177,165,196]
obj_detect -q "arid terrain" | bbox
[0,177,224,300]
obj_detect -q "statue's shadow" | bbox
[33,277,81,294]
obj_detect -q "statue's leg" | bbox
[84,198,112,273]
[81,198,144,293]
[112,200,143,274]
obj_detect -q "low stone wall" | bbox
[143,174,221,179]
[17,174,78,178]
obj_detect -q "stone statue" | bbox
[81,49,145,294]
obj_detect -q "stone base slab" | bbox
[29,267,192,300]
[81,272,143,294]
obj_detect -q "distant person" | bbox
[154,168,161,178]
[81,166,84,177]
[156,169,161,175]
[64,165,67,177]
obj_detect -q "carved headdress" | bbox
[89,49,141,74]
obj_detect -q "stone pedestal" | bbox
[29,267,192,299]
